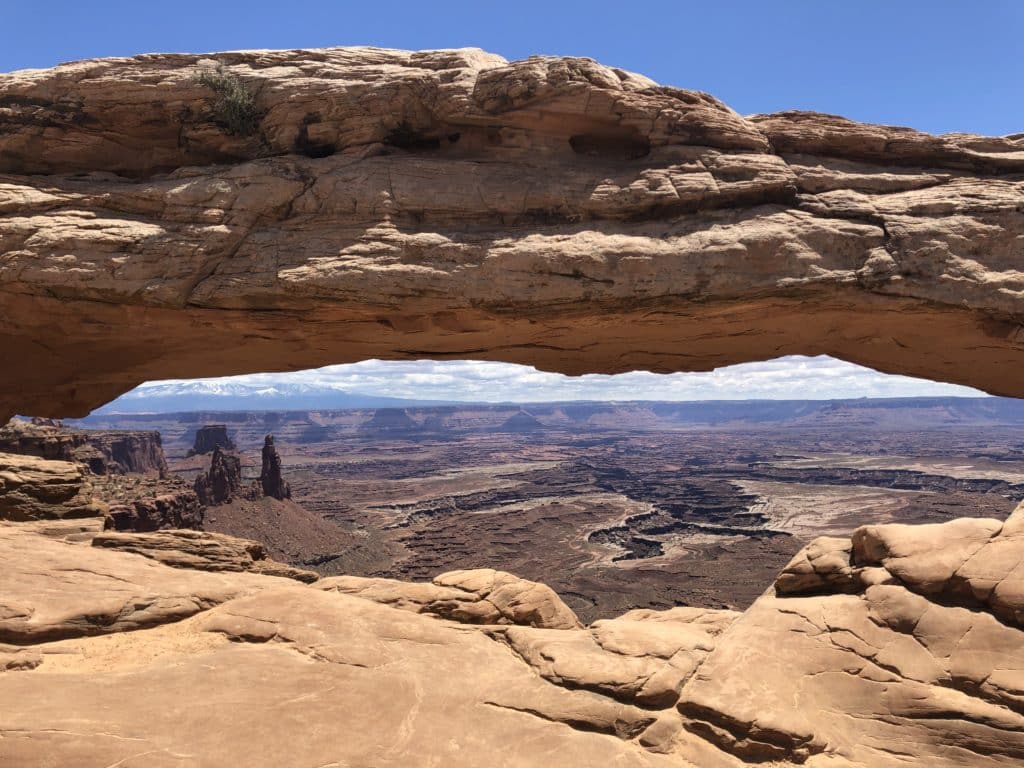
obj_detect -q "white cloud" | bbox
[133,355,985,403]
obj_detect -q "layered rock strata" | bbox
[92,528,318,583]
[3,45,1024,768]
[0,418,168,476]
[2,48,1024,421]
[0,452,106,521]
[101,487,204,531]
[0,449,202,531]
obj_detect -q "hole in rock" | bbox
[35,354,1024,625]
[294,113,336,158]
[569,132,651,160]
[383,121,443,152]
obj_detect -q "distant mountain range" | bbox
[86,382,1024,430]
[638,397,1024,426]
[92,380,451,414]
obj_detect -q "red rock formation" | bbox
[257,435,290,501]
[186,424,236,457]
[92,529,318,583]
[86,431,169,476]
[193,435,294,515]
[0,419,168,476]
[3,46,1024,767]
[0,452,106,521]
[4,506,1024,766]
[193,445,244,505]
[0,420,198,531]
[498,410,546,433]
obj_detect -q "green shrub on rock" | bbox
[194,65,259,136]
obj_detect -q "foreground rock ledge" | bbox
[2,508,1024,766]
[2,47,1024,418]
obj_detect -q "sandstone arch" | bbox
[2,47,1024,419]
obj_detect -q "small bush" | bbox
[194,65,259,137]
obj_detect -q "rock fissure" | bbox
[480,700,655,739]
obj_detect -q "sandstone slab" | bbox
[92,528,319,582]
[3,510,1024,766]
[0,522,299,643]
[495,606,738,708]
[0,539,700,767]
[682,507,1024,766]
[319,567,581,628]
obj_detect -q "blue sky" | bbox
[6,2,1013,404]
[6,1,1023,135]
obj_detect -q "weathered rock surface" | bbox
[678,504,1024,766]
[493,607,738,708]
[0,452,105,521]
[777,508,1024,626]
[3,48,1024,420]
[0,422,200,531]
[0,583,683,767]
[319,567,582,629]
[84,428,169,475]
[0,522,295,643]
[3,45,1024,767]
[92,528,318,582]
[102,484,205,531]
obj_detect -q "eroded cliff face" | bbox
[0,418,168,476]
[2,47,1024,420]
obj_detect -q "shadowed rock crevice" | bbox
[480,700,656,739]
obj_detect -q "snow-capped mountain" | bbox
[93,379,443,414]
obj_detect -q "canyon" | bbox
[2,45,1024,767]
[83,401,1024,621]
[2,423,1024,767]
